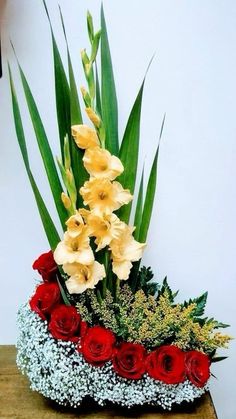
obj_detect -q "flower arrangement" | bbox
[10,2,231,410]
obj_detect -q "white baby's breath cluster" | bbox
[16,302,208,410]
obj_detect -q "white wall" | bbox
[0,1,236,418]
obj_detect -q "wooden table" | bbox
[0,345,217,419]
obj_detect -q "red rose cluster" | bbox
[29,281,210,388]
[30,252,210,388]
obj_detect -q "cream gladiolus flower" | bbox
[54,231,94,266]
[65,211,86,238]
[83,147,124,180]
[80,178,132,215]
[83,212,126,251]
[110,226,146,280]
[63,261,105,294]
[71,124,100,149]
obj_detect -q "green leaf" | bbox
[9,65,60,250]
[118,82,145,223]
[139,114,165,242]
[158,277,177,303]
[15,60,68,230]
[183,292,208,317]
[213,322,230,329]
[101,4,119,156]
[59,7,88,207]
[95,63,102,117]
[139,146,159,243]
[59,7,82,126]
[134,167,144,240]
[135,266,158,296]
[211,356,228,363]
[56,274,71,306]
[43,0,70,161]
[91,30,102,63]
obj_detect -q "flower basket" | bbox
[10,1,231,411]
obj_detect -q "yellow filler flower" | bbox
[83,147,124,180]
[80,178,132,215]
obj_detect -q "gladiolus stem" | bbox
[115,277,120,302]
[102,275,107,298]
[96,289,103,305]
[102,251,110,298]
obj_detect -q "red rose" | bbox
[79,326,116,366]
[146,345,186,384]
[112,342,146,379]
[29,282,61,320]
[32,250,58,282]
[49,305,81,342]
[185,350,210,387]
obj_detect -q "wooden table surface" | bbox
[0,345,217,419]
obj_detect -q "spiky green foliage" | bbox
[9,65,60,250]
[135,266,158,296]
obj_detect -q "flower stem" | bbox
[102,250,110,298]
[115,277,120,302]
[96,289,103,305]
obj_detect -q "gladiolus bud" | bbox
[61,192,71,210]
[66,169,73,185]
[71,124,100,149]
[87,10,94,44]
[80,86,91,107]
[85,63,92,78]
[64,135,71,170]
[85,107,101,128]
[81,49,89,67]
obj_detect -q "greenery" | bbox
[9,3,160,254]
[75,272,232,357]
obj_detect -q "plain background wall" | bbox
[0,1,236,418]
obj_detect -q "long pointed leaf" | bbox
[139,115,165,242]
[133,167,144,240]
[117,81,144,223]
[59,6,82,125]
[16,63,68,230]
[57,275,71,306]
[101,4,119,155]
[43,0,70,161]
[9,65,60,250]
[59,6,88,207]
[95,63,102,117]
[139,148,159,243]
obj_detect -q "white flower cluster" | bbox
[16,302,208,410]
